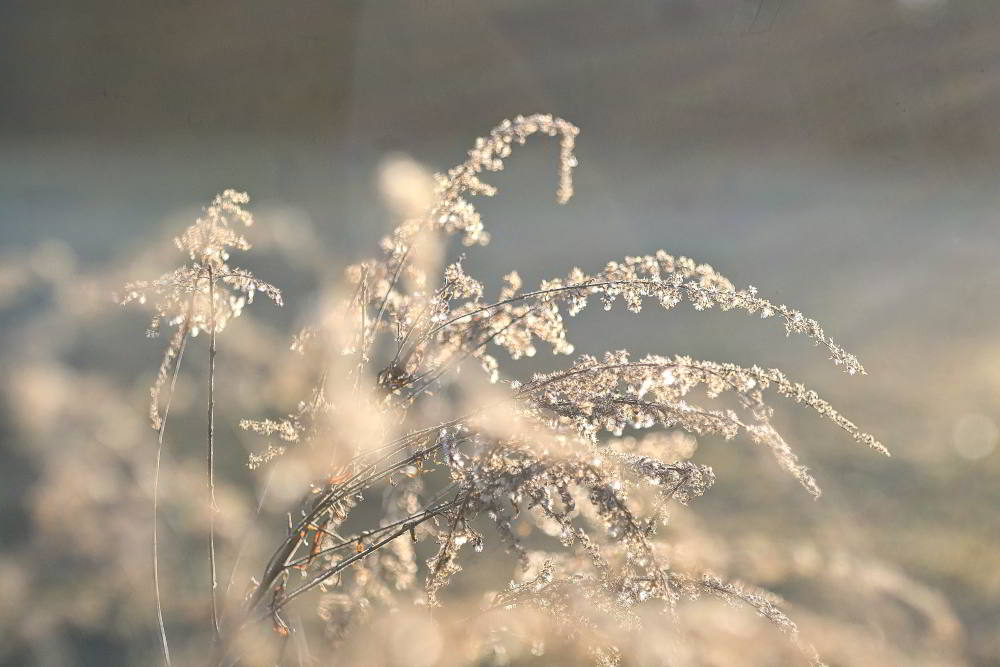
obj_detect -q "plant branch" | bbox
[152,323,190,667]
[207,266,221,641]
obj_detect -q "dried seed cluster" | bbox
[126,117,883,667]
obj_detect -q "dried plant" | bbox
[123,115,889,666]
[119,190,282,661]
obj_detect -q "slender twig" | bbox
[207,267,221,640]
[212,501,455,667]
[152,323,191,667]
[370,246,411,353]
[281,499,458,571]
[271,504,452,614]
[246,441,457,613]
[355,264,368,394]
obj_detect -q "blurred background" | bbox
[2,1,999,665]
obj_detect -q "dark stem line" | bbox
[208,267,221,640]
[281,499,458,571]
[271,502,453,613]
[245,437,456,616]
[214,502,455,667]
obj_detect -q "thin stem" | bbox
[281,499,458,570]
[271,504,451,614]
[207,267,221,640]
[152,325,190,667]
[212,501,455,667]
[244,435,460,615]
[370,246,410,354]
[356,265,368,394]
